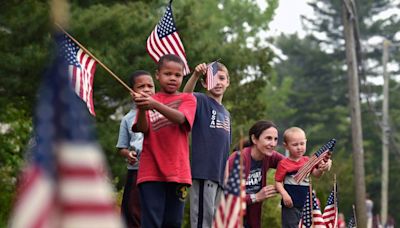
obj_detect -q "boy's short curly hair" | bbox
[157,54,185,71]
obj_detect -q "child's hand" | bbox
[318,159,332,172]
[127,151,138,165]
[282,193,293,208]
[134,91,156,110]
[130,91,140,100]
[192,63,207,78]
[323,151,332,161]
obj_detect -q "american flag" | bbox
[206,61,218,90]
[213,151,246,228]
[58,34,97,116]
[294,139,336,183]
[299,191,326,228]
[146,1,190,75]
[347,206,357,228]
[347,216,356,228]
[322,188,338,228]
[9,40,123,228]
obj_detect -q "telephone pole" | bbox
[380,39,390,226]
[341,0,367,227]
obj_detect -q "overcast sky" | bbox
[269,0,312,36]
[258,0,312,37]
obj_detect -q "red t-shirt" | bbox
[134,92,196,185]
[275,156,309,182]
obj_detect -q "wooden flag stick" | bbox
[54,23,138,96]
[309,180,314,228]
[239,129,245,228]
[334,174,337,207]
[352,204,358,227]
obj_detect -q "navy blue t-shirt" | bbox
[190,93,231,186]
[245,158,262,194]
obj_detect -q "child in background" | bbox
[275,127,331,228]
[116,70,155,228]
[132,54,197,228]
[183,62,231,228]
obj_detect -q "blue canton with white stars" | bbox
[58,35,81,68]
[326,190,335,206]
[315,139,336,157]
[225,151,242,196]
[301,192,320,227]
[156,4,177,38]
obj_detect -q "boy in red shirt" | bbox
[132,54,196,227]
[275,127,331,228]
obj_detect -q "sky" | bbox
[258,0,312,37]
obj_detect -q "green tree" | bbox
[1,0,283,225]
[273,0,400,222]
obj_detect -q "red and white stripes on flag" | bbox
[294,139,336,183]
[59,34,97,116]
[207,61,218,90]
[213,151,246,228]
[299,190,326,228]
[9,45,122,228]
[69,50,96,116]
[9,165,56,228]
[322,188,338,228]
[57,144,122,228]
[146,2,190,75]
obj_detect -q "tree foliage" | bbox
[2,0,399,225]
[0,0,280,225]
[273,0,400,223]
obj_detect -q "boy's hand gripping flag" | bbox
[294,139,336,183]
[58,34,97,116]
[213,151,246,228]
[9,36,123,228]
[146,1,190,75]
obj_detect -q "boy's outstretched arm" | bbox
[183,63,207,92]
[276,181,294,208]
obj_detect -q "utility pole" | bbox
[341,1,367,227]
[381,39,390,226]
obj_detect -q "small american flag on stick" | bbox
[322,186,338,228]
[347,205,357,228]
[58,34,97,116]
[299,190,326,228]
[294,139,336,183]
[146,0,190,75]
[213,150,246,228]
[206,61,218,90]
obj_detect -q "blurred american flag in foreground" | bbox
[9,35,123,228]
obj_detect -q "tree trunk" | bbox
[341,1,367,227]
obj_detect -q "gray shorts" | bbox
[190,179,223,228]
[282,206,302,228]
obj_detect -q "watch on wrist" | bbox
[250,194,257,203]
